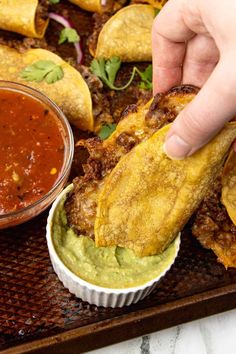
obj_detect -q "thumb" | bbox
[164,59,236,159]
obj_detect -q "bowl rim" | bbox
[46,184,181,294]
[0,80,74,219]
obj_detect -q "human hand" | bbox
[152,0,236,159]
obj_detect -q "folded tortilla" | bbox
[65,85,198,241]
[69,0,101,13]
[69,0,124,13]
[0,0,49,38]
[95,123,236,257]
[0,44,93,131]
[222,149,236,225]
[95,5,155,62]
[69,0,108,13]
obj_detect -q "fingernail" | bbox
[163,135,192,160]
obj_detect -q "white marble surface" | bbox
[88,309,236,354]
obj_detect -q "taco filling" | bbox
[192,176,236,268]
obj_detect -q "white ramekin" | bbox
[46,185,180,308]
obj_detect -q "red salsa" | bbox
[0,89,65,214]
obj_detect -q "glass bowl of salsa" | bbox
[0,81,74,228]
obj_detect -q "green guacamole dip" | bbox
[52,192,178,289]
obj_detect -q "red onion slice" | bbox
[48,12,83,64]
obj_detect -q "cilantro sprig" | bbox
[20,60,64,84]
[90,57,122,90]
[90,57,152,91]
[98,123,117,140]
[58,28,80,45]
[137,65,153,90]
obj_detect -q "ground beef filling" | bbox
[87,13,110,57]
[77,65,112,131]
[0,30,50,52]
[192,177,236,266]
[65,137,120,238]
[87,1,128,55]
[145,93,175,129]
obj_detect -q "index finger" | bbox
[152,0,194,93]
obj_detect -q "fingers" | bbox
[164,57,236,159]
[152,0,194,94]
[152,35,186,93]
[182,34,219,87]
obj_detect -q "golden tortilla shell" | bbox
[95,123,236,257]
[0,0,48,38]
[222,149,236,225]
[95,5,155,62]
[69,0,103,13]
[0,44,93,131]
[69,0,124,13]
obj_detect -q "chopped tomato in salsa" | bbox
[0,89,65,214]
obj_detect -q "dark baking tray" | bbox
[1,1,236,353]
[1,215,236,354]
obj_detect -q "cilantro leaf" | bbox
[90,58,107,84]
[20,60,64,84]
[90,57,135,90]
[105,56,121,86]
[98,123,117,140]
[58,28,80,45]
[136,65,153,90]
[138,64,152,82]
[154,8,160,16]
[49,0,60,4]
[90,57,153,91]
[45,65,64,84]
[139,81,153,90]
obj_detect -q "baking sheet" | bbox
[1,219,236,353]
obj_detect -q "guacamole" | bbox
[52,192,178,289]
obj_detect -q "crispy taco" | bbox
[0,44,93,131]
[69,0,104,13]
[0,0,49,38]
[64,85,196,245]
[69,0,127,13]
[65,84,236,258]
[95,5,155,61]
[95,122,236,257]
